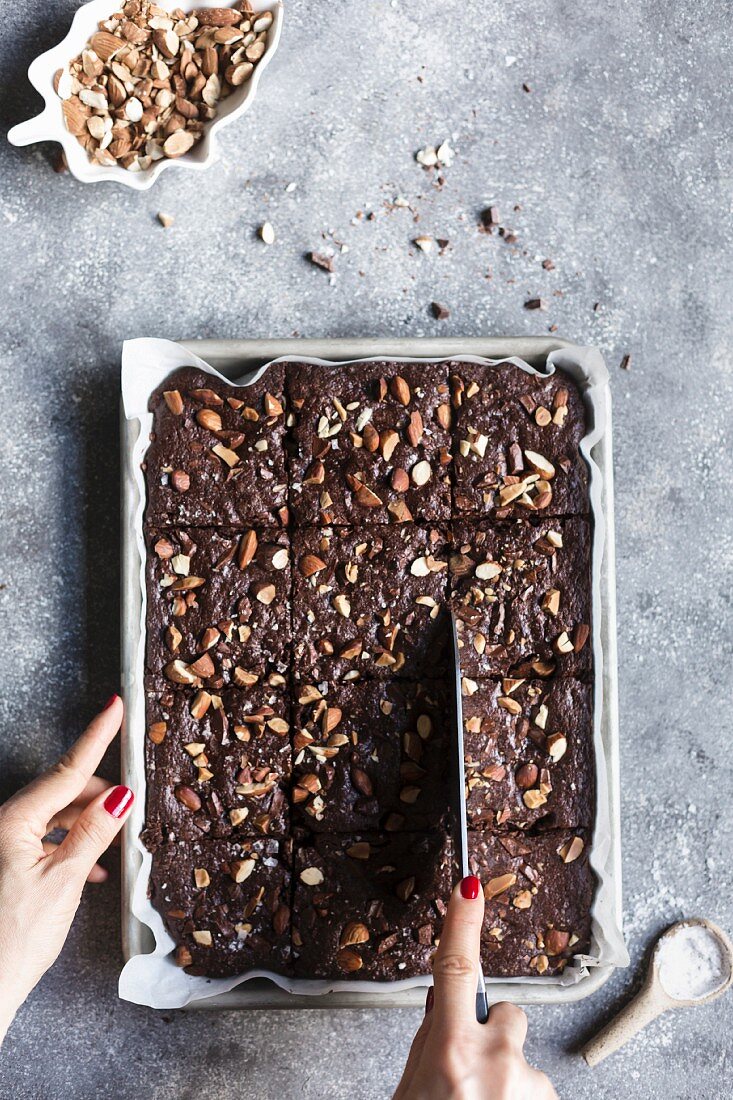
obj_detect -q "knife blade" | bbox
[449,610,470,880]
[449,610,490,1024]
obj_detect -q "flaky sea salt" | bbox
[657,924,729,1001]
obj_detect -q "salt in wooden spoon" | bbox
[582,917,733,1067]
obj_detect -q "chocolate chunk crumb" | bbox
[480,206,500,232]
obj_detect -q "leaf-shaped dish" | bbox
[7,0,283,190]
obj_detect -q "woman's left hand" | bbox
[0,695,134,1041]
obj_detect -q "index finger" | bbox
[431,875,485,1031]
[5,695,123,830]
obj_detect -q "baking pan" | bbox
[120,336,623,1008]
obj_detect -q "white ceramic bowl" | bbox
[8,0,283,189]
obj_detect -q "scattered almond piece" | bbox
[308,251,335,272]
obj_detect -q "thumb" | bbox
[53,785,134,880]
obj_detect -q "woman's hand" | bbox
[393,875,557,1100]
[0,695,134,1041]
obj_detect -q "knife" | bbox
[449,610,490,1024]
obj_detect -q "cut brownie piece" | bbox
[145,366,288,527]
[287,360,451,525]
[292,832,451,979]
[292,524,449,682]
[143,682,291,844]
[450,517,591,678]
[150,837,291,977]
[468,829,593,977]
[451,363,588,518]
[463,679,594,831]
[292,680,448,832]
[146,526,290,689]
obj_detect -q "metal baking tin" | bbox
[121,336,623,1009]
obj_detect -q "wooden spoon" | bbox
[582,918,733,1067]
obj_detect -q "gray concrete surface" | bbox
[1,0,731,1096]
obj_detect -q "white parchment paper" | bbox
[118,337,628,1008]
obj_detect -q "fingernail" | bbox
[103,693,120,711]
[424,987,434,1014]
[104,785,134,819]
[460,874,481,900]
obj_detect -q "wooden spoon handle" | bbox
[582,988,667,1066]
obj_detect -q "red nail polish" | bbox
[104,786,134,819]
[103,693,120,711]
[460,874,481,900]
[425,986,434,1014]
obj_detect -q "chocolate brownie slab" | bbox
[292,681,448,832]
[292,832,451,979]
[287,361,451,525]
[150,837,292,977]
[145,366,288,527]
[139,356,599,982]
[451,363,588,518]
[144,682,291,844]
[450,518,591,678]
[292,524,449,682]
[468,829,593,977]
[463,679,594,831]
[146,526,290,688]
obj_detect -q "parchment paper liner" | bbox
[119,337,628,1008]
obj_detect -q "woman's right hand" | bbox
[393,875,557,1099]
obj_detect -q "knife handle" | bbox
[476,984,489,1024]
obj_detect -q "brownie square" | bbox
[468,829,593,977]
[150,837,292,977]
[450,517,591,678]
[143,682,291,843]
[451,363,588,518]
[463,679,594,831]
[292,524,449,682]
[287,361,451,525]
[292,680,448,833]
[146,526,290,689]
[292,832,452,979]
[145,366,288,527]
